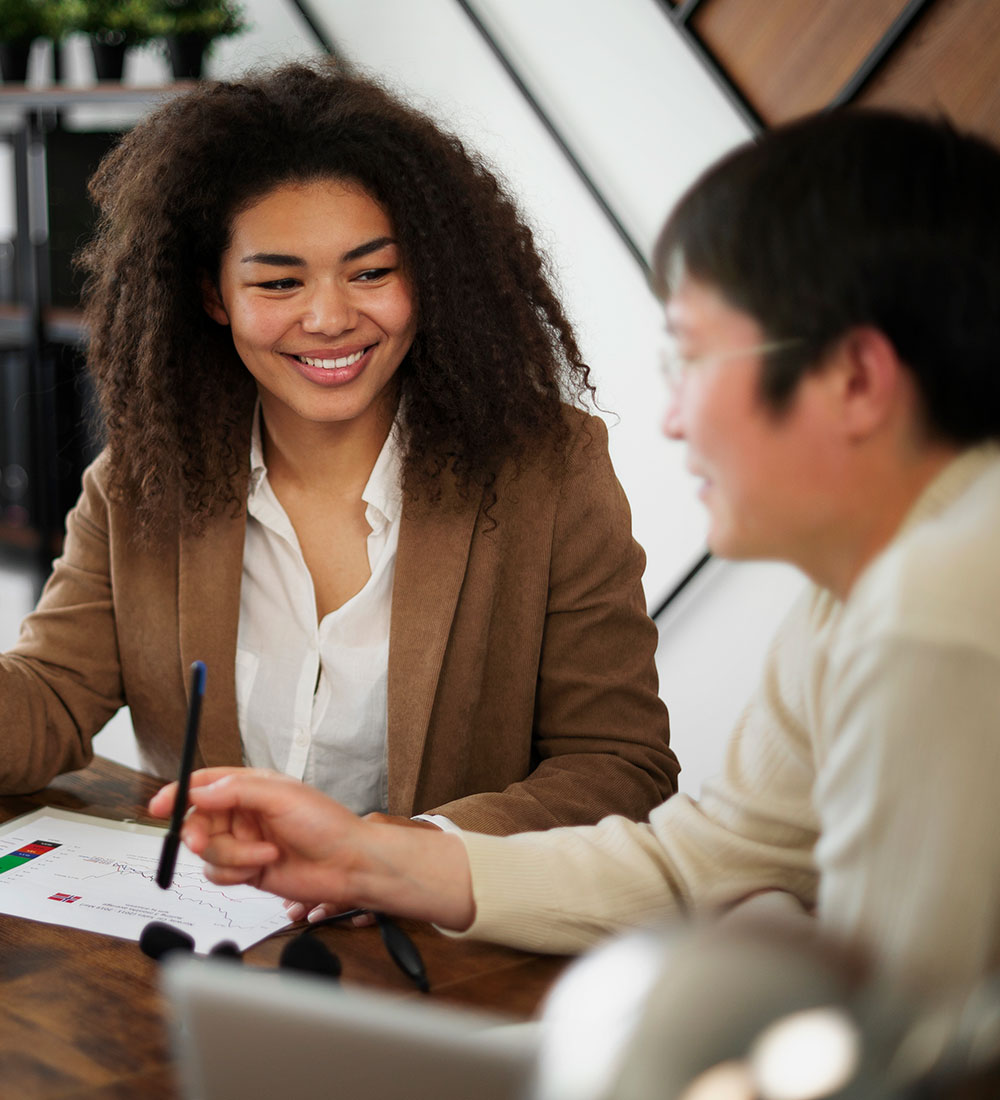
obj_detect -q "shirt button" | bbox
[294,731,308,747]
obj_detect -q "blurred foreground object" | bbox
[532,913,1000,1099]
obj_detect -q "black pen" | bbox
[310,907,430,992]
[375,913,430,993]
[156,660,206,890]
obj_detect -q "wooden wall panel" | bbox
[688,0,901,124]
[859,0,1000,145]
[665,0,1000,145]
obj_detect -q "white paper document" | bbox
[0,808,291,953]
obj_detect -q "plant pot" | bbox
[90,35,128,82]
[0,40,32,83]
[165,33,209,80]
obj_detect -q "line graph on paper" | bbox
[0,809,291,952]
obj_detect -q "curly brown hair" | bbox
[78,59,595,537]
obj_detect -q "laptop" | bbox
[162,955,541,1100]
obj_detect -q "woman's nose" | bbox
[302,283,358,333]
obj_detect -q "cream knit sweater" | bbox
[456,446,1000,994]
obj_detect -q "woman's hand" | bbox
[148,768,476,930]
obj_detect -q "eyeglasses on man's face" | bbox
[659,337,804,391]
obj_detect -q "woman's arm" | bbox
[422,414,678,834]
[0,454,125,793]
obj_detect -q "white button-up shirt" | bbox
[235,410,401,815]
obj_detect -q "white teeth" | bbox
[298,349,365,370]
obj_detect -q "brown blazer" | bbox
[2,410,677,834]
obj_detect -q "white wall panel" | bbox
[467,0,748,251]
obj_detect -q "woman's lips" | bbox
[284,345,374,385]
[294,348,367,370]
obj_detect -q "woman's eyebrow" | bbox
[240,252,305,266]
[342,236,397,262]
[239,238,397,267]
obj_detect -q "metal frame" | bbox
[649,551,712,621]
[657,0,765,134]
[286,0,346,64]
[453,0,651,277]
[828,0,937,107]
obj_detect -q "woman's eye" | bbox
[256,278,299,291]
[354,267,392,283]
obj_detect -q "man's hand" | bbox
[148,768,476,930]
[280,816,441,924]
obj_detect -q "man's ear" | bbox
[827,326,903,441]
[201,273,230,326]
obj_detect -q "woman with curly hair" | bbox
[0,60,676,834]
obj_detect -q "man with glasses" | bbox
[151,107,1000,995]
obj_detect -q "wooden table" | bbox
[0,758,570,1099]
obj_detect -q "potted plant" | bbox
[145,0,247,80]
[48,0,155,81]
[0,0,55,82]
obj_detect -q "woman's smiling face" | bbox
[204,177,417,437]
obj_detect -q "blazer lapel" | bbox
[387,486,479,814]
[177,507,247,768]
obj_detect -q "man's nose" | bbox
[661,387,685,440]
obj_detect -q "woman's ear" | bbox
[201,273,230,326]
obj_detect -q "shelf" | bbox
[0,83,193,109]
[0,84,193,135]
[0,83,176,585]
[0,304,87,350]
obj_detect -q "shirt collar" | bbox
[896,442,1000,538]
[247,400,403,525]
[248,402,267,498]
[363,423,404,530]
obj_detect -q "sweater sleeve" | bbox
[451,593,824,952]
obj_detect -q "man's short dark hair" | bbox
[654,108,1000,444]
